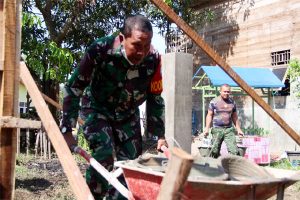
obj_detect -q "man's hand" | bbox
[63,132,77,151]
[237,130,244,137]
[156,138,168,151]
[203,128,209,138]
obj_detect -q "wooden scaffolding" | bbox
[1,0,299,200]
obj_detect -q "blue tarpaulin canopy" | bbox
[201,66,285,88]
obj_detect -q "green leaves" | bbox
[288,59,300,97]
[288,59,300,82]
[24,40,74,83]
[242,126,270,136]
[21,0,215,103]
[22,12,42,28]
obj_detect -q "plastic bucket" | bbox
[238,146,247,157]
[199,147,212,157]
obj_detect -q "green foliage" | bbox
[21,0,216,119]
[76,128,90,152]
[270,158,300,170]
[242,126,270,136]
[147,1,215,35]
[288,58,300,97]
[22,13,74,84]
[288,59,300,81]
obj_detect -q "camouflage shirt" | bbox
[61,34,165,137]
[208,96,236,128]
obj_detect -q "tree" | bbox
[21,0,213,119]
[288,58,300,97]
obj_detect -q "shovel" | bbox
[73,146,133,199]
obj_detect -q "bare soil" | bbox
[15,156,81,200]
[14,152,300,200]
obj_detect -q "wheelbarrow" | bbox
[115,153,300,200]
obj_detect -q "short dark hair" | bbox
[220,84,231,90]
[121,15,153,37]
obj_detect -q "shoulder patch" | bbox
[150,56,163,94]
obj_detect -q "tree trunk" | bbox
[42,79,60,124]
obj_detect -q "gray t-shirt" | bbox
[208,96,236,128]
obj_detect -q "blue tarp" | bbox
[201,66,285,88]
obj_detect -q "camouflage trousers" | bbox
[81,109,142,200]
[210,127,238,158]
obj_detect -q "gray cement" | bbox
[161,52,193,153]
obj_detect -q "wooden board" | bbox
[0,0,4,71]
[0,1,20,199]
[157,147,193,200]
[0,116,41,129]
[20,62,94,200]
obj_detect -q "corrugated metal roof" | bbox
[201,66,285,88]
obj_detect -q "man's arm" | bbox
[60,40,102,148]
[203,110,213,137]
[232,111,244,136]
[146,94,166,150]
[146,54,167,150]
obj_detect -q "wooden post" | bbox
[16,128,20,155]
[48,138,51,159]
[34,130,40,158]
[43,131,47,159]
[150,0,300,145]
[40,130,43,157]
[20,62,94,200]
[26,128,29,155]
[157,147,194,200]
[0,0,4,71]
[0,1,21,199]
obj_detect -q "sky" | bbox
[152,27,166,54]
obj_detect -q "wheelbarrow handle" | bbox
[161,145,171,159]
[73,146,132,199]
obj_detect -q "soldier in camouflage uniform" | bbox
[60,15,167,199]
[203,84,244,158]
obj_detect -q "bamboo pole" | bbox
[43,131,47,159]
[150,0,300,145]
[26,128,29,155]
[48,137,51,159]
[20,62,94,200]
[0,1,21,199]
[34,130,40,158]
[40,130,42,157]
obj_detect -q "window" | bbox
[271,50,290,66]
[19,102,27,114]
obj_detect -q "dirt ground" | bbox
[15,156,80,200]
[14,153,300,200]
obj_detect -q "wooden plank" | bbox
[0,1,20,199]
[157,147,194,200]
[41,93,84,125]
[150,0,300,145]
[0,0,4,71]
[0,116,41,129]
[0,72,3,116]
[19,62,94,200]
[41,93,62,110]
